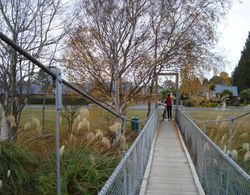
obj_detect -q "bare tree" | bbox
[144,0,231,115]
[0,0,66,140]
[64,0,231,124]
[64,0,155,118]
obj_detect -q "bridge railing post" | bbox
[228,117,234,157]
[51,67,62,195]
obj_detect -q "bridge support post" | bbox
[157,72,180,108]
[229,117,234,157]
[51,67,63,195]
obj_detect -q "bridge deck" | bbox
[144,120,200,195]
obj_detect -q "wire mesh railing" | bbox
[99,108,159,195]
[176,108,250,195]
[182,107,250,173]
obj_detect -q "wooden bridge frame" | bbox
[157,72,180,107]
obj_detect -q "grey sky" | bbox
[217,0,250,76]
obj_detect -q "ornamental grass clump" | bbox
[101,137,111,149]
[244,151,250,162]
[59,145,65,157]
[8,115,16,128]
[32,117,42,135]
[36,145,119,194]
[231,149,238,160]
[0,141,37,194]
[86,132,95,142]
[109,122,121,133]
[16,117,51,159]
[242,143,250,152]
[75,108,90,132]
[95,129,104,140]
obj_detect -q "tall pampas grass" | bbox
[74,115,81,124]
[75,108,90,133]
[79,107,89,119]
[59,145,65,157]
[95,129,103,140]
[244,151,250,162]
[109,122,121,133]
[23,122,32,131]
[77,119,90,131]
[7,169,11,178]
[86,132,95,142]
[8,115,16,128]
[32,117,41,129]
[242,143,250,152]
[231,150,238,160]
[101,137,111,148]
[31,117,42,135]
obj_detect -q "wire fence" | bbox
[99,108,159,195]
[176,108,250,195]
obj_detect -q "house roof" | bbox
[0,83,44,95]
[213,84,238,96]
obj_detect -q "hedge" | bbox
[27,96,90,105]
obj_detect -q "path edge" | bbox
[175,121,206,195]
[139,130,157,195]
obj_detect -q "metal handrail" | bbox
[0,31,124,120]
[181,106,250,124]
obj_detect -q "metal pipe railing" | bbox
[0,31,126,195]
[0,31,124,120]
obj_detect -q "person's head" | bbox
[167,93,170,97]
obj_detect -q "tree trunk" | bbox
[42,89,48,133]
[147,82,154,117]
[0,110,8,141]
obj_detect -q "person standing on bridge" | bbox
[166,94,172,121]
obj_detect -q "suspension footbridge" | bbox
[99,108,250,195]
[141,120,202,195]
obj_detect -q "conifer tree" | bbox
[232,32,250,91]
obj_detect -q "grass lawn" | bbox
[183,109,250,174]
[0,105,148,146]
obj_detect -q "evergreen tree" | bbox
[232,32,250,91]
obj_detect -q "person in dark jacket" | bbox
[166,94,172,120]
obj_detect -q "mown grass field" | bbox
[183,109,250,174]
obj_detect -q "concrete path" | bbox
[145,120,200,195]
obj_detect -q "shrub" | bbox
[0,142,37,194]
[221,89,233,97]
[207,102,218,107]
[232,101,241,107]
[240,88,250,104]
[27,96,90,105]
[182,99,195,107]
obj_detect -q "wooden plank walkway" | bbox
[144,120,200,195]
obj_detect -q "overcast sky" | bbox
[217,0,250,76]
